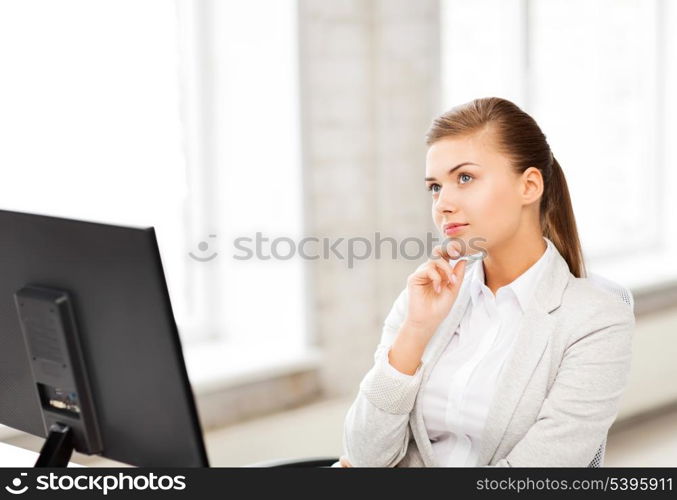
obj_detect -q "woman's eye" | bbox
[459,173,473,184]
[427,184,441,194]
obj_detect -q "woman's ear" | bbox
[520,166,544,204]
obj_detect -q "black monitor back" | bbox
[0,209,209,467]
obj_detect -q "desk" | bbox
[0,442,84,467]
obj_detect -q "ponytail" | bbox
[541,156,587,278]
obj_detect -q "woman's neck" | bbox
[482,234,547,295]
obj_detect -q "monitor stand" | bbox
[35,423,74,467]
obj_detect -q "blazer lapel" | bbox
[473,306,554,465]
[476,249,571,465]
[409,248,571,467]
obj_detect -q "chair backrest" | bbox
[588,439,606,467]
[583,272,634,467]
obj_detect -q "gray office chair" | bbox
[252,272,634,468]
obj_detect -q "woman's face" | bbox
[425,128,528,257]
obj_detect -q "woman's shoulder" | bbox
[559,274,635,331]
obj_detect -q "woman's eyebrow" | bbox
[425,162,480,181]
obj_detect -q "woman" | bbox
[336,97,635,467]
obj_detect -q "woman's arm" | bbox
[481,305,635,467]
[341,248,466,467]
[341,288,429,467]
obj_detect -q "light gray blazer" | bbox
[341,246,635,467]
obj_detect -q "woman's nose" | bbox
[434,187,457,213]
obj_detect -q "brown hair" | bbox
[425,97,586,278]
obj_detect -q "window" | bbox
[0,0,308,358]
[177,0,306,352]
[0,0,191,336]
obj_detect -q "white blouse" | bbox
[385,236,555,466]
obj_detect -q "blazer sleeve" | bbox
[341,287,426,467]
[483,305,636,467]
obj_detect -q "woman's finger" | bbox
[431,248,455,285]
[411,262,443,292]
[450,258,467,287]
[339,456,353,467]
[441,240,462,260]
[423,267,443,293]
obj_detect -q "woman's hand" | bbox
[339,456,352,467]
[403,240,467,344]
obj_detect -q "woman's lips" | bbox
[444,224,469,236]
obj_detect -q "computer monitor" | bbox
[0,208,209,467]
